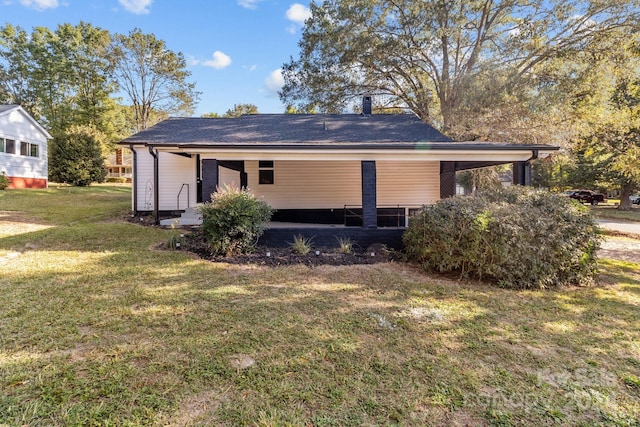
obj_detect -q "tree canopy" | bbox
[109,28,200,131]
[281,0,640,139]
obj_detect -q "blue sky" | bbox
[2,0,311,116]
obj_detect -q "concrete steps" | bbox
[160,206,203,227]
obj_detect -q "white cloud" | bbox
[264,69,284,97]
[186,55,200,67]
[243,64,258,72]
[238,0,260,9]
[119,0,152,15]
[286,3,311,25]
[204,51,232,70]
[19,0,59,10]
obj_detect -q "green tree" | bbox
[0,24,38,116]
[110,29,200,131]
[0,23,117,138]
[223,103,259,118]
[281,0,638,138]
[49,126,107,186]
[566,35,640,209]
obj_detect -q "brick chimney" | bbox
[115,148,123,165]
[363,96,372,115]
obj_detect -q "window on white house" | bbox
[5,138,15,154]
[19,141,39,158]
[258,160,274,185]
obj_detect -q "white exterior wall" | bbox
[246,160,439,209]
[0,108,49,181]
[133,147,197,211]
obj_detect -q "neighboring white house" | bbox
[120,98,559,229]
[0,105,51,189]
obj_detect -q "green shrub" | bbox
[106,177,128,183]
[289,235,314,255]
[403,186,601,289]
[199,184,273,256]
[49,126,107,186]
[0,171,10,190]
[336,236,354,254]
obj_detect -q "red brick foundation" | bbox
[6,176,48,189]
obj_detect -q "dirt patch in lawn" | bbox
[0,210,53,238]
[598,236,640,264]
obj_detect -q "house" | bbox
[0,105,51,189]
[105,148,133,182]
[120,98,558,246]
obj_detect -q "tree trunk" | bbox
[617,182,634,210]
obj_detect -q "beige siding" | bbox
[245,160,439,209]
[247,160,362,209]
[377,161,439,206]
[219,166,241,189]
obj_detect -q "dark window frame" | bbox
[258,160,275,185]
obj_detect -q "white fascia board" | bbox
[153,147,551,162]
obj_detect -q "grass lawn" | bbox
[592,202,640,223]
[1,186,639,426]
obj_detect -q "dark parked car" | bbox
[567,190,606,205]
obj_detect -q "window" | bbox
[19,141,39,158]
[1,138,16,154]
[258,160,274,185]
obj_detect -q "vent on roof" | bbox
[363,96,372,115]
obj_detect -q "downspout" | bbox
[148,146,159,225]
[129,144,138,214]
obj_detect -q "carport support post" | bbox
[201,159,219,203]
[440,161,456,198]
[361,161,377,229]
[512,162,532,186]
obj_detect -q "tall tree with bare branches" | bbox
[110,28,200,131]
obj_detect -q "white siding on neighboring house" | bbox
[0,106,50,186]
[244,160,439,209]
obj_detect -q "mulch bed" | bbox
[177,229,398,267]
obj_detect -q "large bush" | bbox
[403,186,601,289]
[199,185,273,256]
[49,126,107,186]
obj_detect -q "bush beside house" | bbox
[403,186,601,289]
[199,185,273,256]
[0,171,10,190]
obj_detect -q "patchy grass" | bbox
[593,204,640,223]
[1,187,639,425]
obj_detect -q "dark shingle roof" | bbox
[121,114,453,145]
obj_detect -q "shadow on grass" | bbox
[1,217,640,425]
